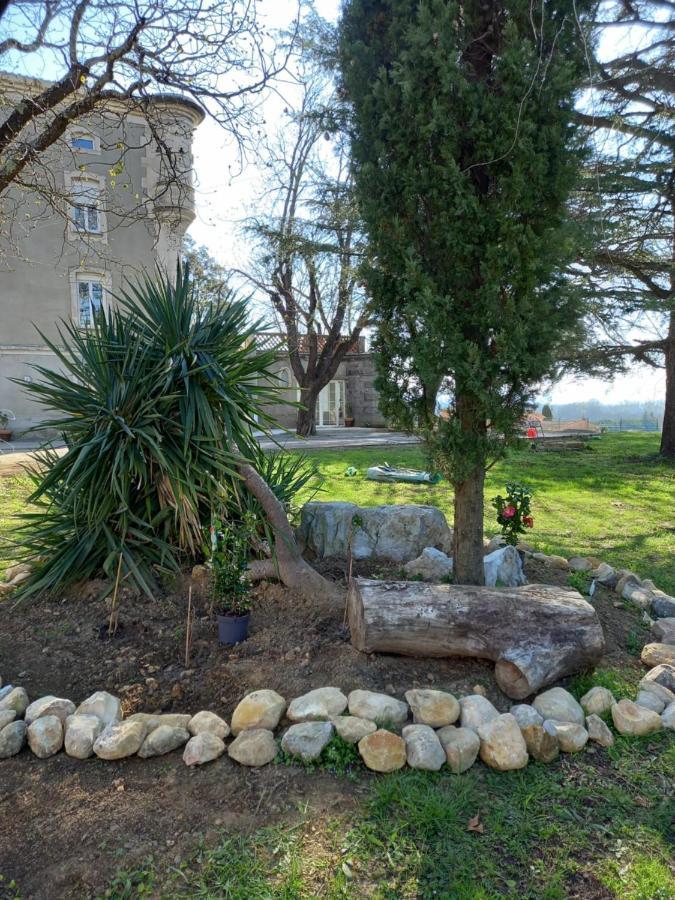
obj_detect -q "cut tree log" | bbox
[347,579,605,700]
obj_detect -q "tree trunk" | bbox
[660,309,675,458]
[347,578,605,700]
[453,392,486,585]
[296,386,319,436]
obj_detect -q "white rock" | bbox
[611,700,662,736]
[483,545,526,588]
[651,617,675,644]
[331,716,377,744]
[641,643,675,667]
[64,714,103,759]
[287,687,348,722]
[93,720,146,759]
[5,563,31,582]
[476,713,528,771]
[580,686,615,716]
[401,724,446,771]
[0,720,27,758]
[533,687,585,725]
[25,695,76,725]
[403,547,453,581]
[27,715,63,758]
[0,710,17,730]
[348,690,408,725]
[230,689,286,735]
[0,686,29,717]
[586,714,614,747]
[183,732,225,766]
[228,729,278,766]
[545,721,588,752]
[640,664,675,693]
[459,694,500,732]
[661,702,675,730]
[126,713,192,730]
[138,725,190,758]
[568,557,591,572]
[510,704,543,729]
[436,725,480,774]
[405,689,459,727]
[593,563,617,586]
[75,691,122,727]
[635,691,665,714]
[638,681,675,707]
[188,710,230,739]
[281,722,334,762]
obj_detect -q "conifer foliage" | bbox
[339,0,590,583]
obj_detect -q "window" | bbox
[70,178,102,234]
[69,129,99,154]
[278,367,291,389]
[77,279,105,327]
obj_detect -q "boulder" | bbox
[138,725,190,758]
[615,572,641,595]
[404,689,459,728]
[230,690,286,735]
[638,680,675,707]
[287,687,348,722]
[403,548,453,581]
[651,617,675,644]
[532,687,584,725]
[639,664,675,693]
[401,724,446,771]
[0,685,13,701]
[358,729,407,773]
[298,502,453,562]
[652,594,675,619]
[641,643,675,668]
[281,722,334,762]
[228,729,278,766]
[635,691,665,714]
[483,545,526,588]
[0,709,17,730]
[510,704,543,729]
[25,696,76,726]
[74,691,122,727]
[459,695,500,733]
[5,562,32,582]
[0,686,29,717]
[580,686,615,716]
[624,586,653,610]
[611,700,662,736]
[547,555,570,571]
[0,720,27,758]
[545,721,588,752]
[331,716,377,744]
[93,720,147,759]
[568,557,592,572]
[520,724,559,763]
[187,711,230,740]
[64,714,103,759]
[27,715,63,758]
[593,563,617,587]
[348,690,408,726]
[126,713,192,730]
[585,714,614,747]
[486,535,507,553]
[662,702,675,730]
[476,713,528,771]
[183,732,225,766]
[436,725,480,774]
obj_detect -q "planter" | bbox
[217,611,250,646]
[0,429,12,442]
[344,417,355,428]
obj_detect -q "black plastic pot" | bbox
[217,612,250,646]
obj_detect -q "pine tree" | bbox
[542,404,553,421]
[340,0,590,583]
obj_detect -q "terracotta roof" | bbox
[255,333,366,354]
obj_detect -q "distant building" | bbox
[0,72,204,435]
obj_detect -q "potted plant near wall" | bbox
[344,403,355,428]
[0,410,13,442]
[207,517,254,646]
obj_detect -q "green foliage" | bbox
[567,570,593,595]
[276,735,361,779]
[206,516,256,615]
[491,482,533,545]
[541,404,554,420]
[13,264,282,599]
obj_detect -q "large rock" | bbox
[403,548,453,581]
[611,700,662,736]
[483,545,526,588]
[93,720,146,759]
[187,711,230,739]
[639,664,675,693]
[594,563,618,588]
[404,689,459,728]
[476,713,528,771]
[231,690,286,735]
[638,680,675,707]
[138,725,190,758]
[459,695,500,733]
[287,687,348,722]
[183,732,225,766]
[635,691,665,714]
[532,687,584,725]
[662,702,675,730]
[651,594,675,619]
[228,729,278,766]
[436,725,480,774]
[580,686,615,716]
[0,686,29,717]
[358,729,407,772]
[568,557,592,572]
[25,695,76,725]
[299,502,453,562]
[586,714,614,747]
[401,724,446,771]
[0,720,27,758]
[281,722,334,762]
[0,709,17,730]
[348,690,408,726]
[126,713,192,731]
[27,715,63,758]
[74,691,122,727]
[331,716,377,744]
[641,643,675,667]
[520,724,559,763]
[510,704,543,729]
[651,617,675,644]
[64,714,103,759]
[545,721,588,752]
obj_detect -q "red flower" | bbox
[502,505,516,519]
[523,516,534,528]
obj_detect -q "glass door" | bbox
[315,381,345,427]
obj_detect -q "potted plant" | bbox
[0,411,13,442]
[207,517,254,645]
[344,403,355,428]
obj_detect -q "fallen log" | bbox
[347,579,605,700]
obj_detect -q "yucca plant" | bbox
[15,263,283,598]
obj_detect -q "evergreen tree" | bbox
[340,0,590,583]
[542,404,553,420]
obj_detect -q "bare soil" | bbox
[0,556,647,899]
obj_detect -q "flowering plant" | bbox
[205,514,256,616]
[491,482,534,546]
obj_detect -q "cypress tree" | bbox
[340,0,590,583]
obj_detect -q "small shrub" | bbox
[568,570,593,595]
[491,482,534,545]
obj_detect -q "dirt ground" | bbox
[0,556,646,899]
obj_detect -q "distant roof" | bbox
[256,333,367,354]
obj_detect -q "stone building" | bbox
[0,73,204,436]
